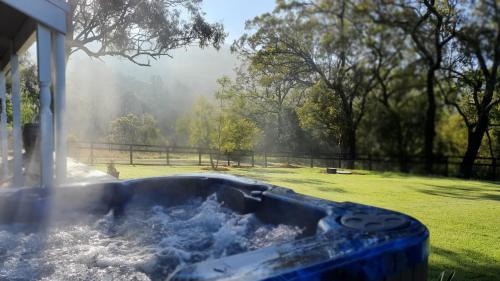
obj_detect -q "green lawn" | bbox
[94,164,500,281]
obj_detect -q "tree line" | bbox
[198,0,498,179]
[76,0,500,178]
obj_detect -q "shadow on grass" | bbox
[237,168,296,174]
[279,177,329,185]
[315,186,347,193]
[273,178,347,193]
[416,183,500,201]
[430,246,500,281]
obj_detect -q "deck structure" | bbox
[0,0,69,187]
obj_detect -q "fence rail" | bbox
[68,141,499,181]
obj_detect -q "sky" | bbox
[201,0,276,42]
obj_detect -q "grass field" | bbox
[94,164,500,281]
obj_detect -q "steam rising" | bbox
[66,46,238,141]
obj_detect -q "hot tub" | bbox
[0,175,428,281]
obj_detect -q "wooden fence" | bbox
[68,141,499,181]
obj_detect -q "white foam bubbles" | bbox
[0,194,303,280]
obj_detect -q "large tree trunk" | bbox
[343,125,356,169]
[396,129,410,173]
[459,91,494,178]
[424,69,436,174]
[459,123,488,178]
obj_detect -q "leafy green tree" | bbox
[361,20,427,172]
[181,96,215,149]
[179,79,260,168]
[230,62,306,152]
[297,81,343,151]
[108,113,163,145]
[369,0,458,173]
[439,0,500,178]
[234,0,377,166]
[220,117,260,166]
[109,114,141,144]
[19,59,39,124]
[139,114,164,145]
[4,57,39,125]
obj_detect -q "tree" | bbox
[180,96,215,149]
[3,57,39,125]
[362,19,426,172]
[139,113,163,145]
[19,59,39,124]
[297,81,344,151]
[108,113,163,145]
[232,63,306,152]
[234,0,376,167]
[370,0,458,173]
[66,0,225,65]
[220,117,260,166]
[109,113,141,144]
[440,0,500,178]
[179,78,260,168]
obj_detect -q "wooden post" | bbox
[54,32,67,184]
[129,145,133,165]
[264,151,268,168]
[310,152,314,168]
[0,70,8,178]
[90,142,94,165]
[198,149,202,166]
[492,158,497,181]
[11,54,23,186]
[251,152,255,167]
[37,25,54,188]
[444,157,449,177]
[227,153,230,166]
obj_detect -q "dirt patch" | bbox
[274,164,301,168]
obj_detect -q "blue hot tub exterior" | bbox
[0,174,429,281]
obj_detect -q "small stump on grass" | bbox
[326,168,337,174]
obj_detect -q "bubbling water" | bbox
[0,194,303,281]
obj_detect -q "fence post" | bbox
[198,149,202,166]
[165,147,169,166]
[252,151,255,167]
[492,158,497,181]
[129,145,133,165]
[227,153,230,166]
[264,151,268,168]
[310,152,314,168]
[444,157,449,177]
[90,142,94,165]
